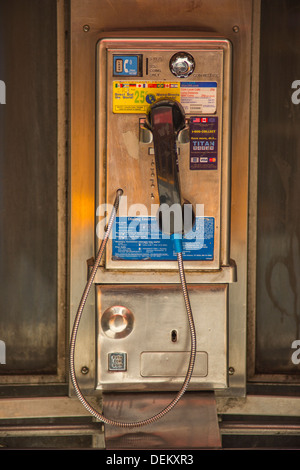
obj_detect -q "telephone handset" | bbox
[146,99,194,236]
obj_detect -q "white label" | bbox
[180,82,217,114]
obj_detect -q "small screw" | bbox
[228,366,235,375]
[83,24,90,32]
[232,25,239,33]
[81,366,89,375]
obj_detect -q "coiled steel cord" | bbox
[69,189,197,428]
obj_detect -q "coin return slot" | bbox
[171,330,178,343]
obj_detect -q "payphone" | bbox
[70,33,236,428]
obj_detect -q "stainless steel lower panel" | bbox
[96,284,228,391]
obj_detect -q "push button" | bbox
[101,305,134,339]
[108,352,127,371]
[169,52,195,78]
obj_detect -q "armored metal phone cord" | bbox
[69,188,197,428]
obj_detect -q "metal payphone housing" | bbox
[95,34,235,392]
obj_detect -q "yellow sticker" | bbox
[113,81,180,113]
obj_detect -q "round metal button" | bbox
[101,305,134,339]
[169,52,195,78]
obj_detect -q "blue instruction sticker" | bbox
[113,55,142,77]
[112,217,214,261]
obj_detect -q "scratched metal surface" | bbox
[103,391,221,449]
